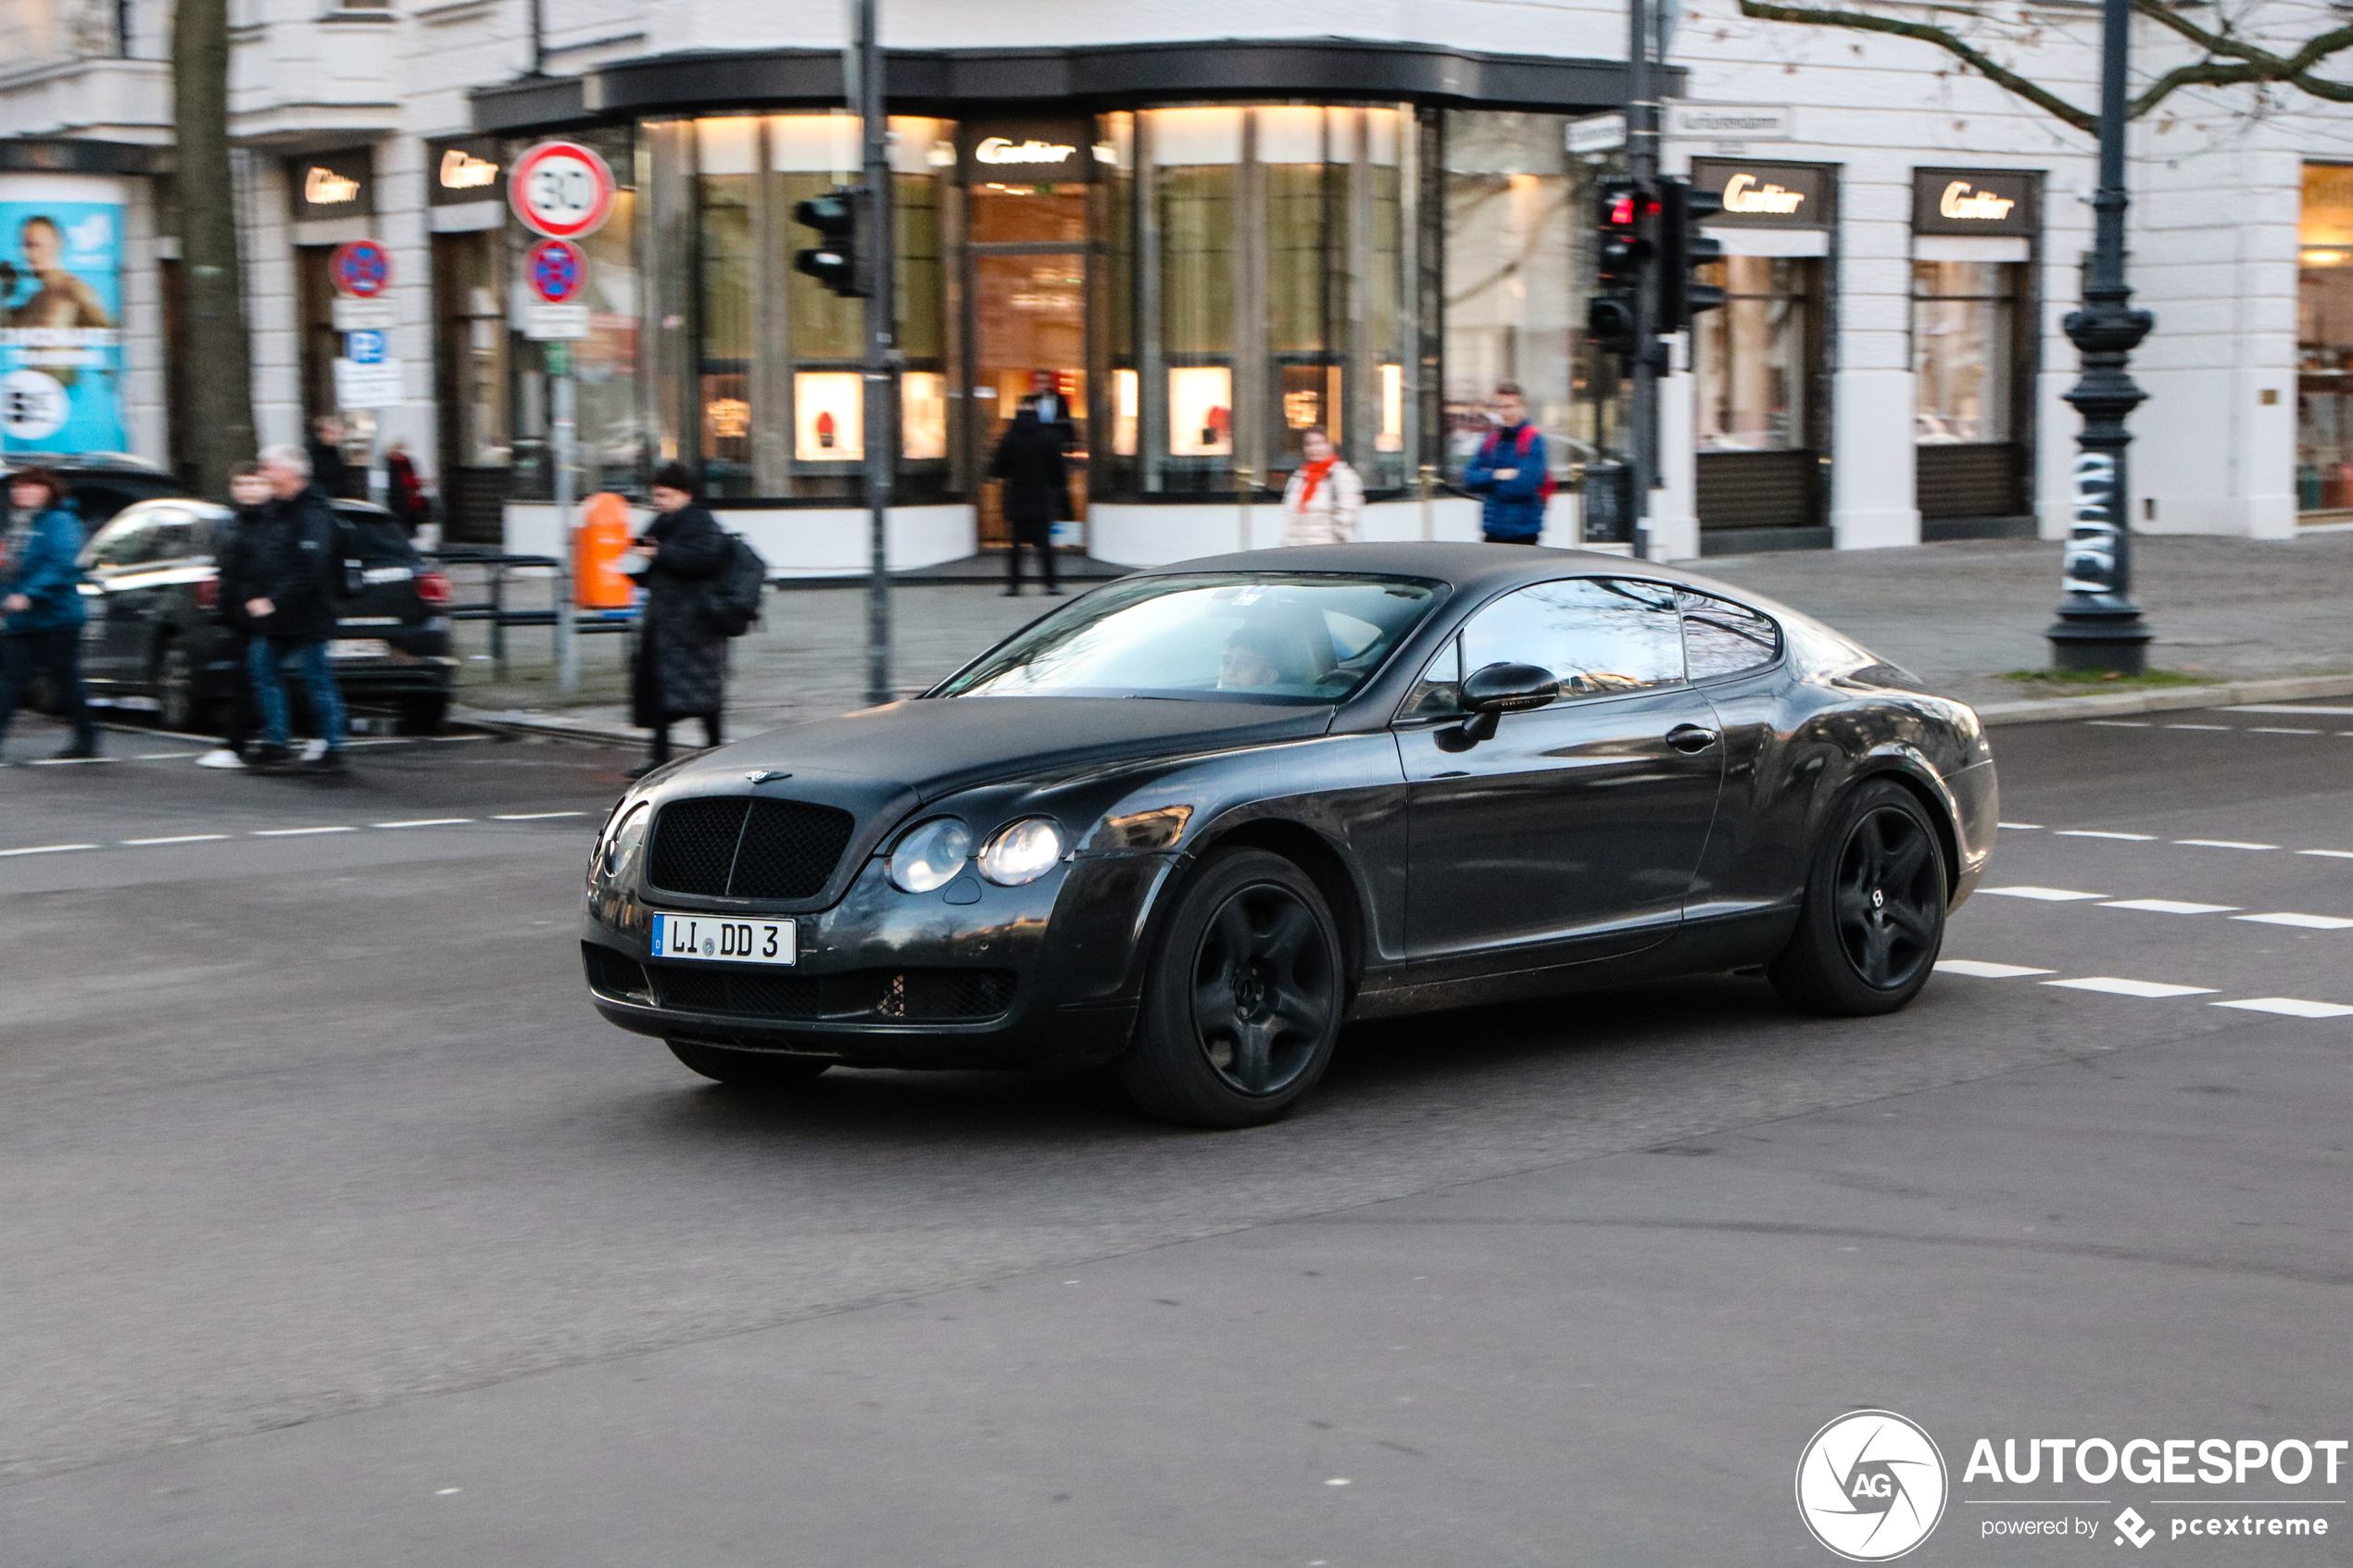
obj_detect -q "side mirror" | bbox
[1444,661,1559,746]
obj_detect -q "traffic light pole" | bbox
[1625,0,1661,562]
[855,0,896,707]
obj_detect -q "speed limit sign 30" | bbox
[510,141,617,241]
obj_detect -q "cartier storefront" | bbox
[471,41,1648,569]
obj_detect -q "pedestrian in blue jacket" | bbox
[1462,381,1552,544]
[0,465,98,760]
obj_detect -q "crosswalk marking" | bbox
[2100,898,2240,915]
[1980,886,2108,901]
[2212,997,2353,1019]
[1933,960,2055,979]
[2233,912,2353,930]
[2043,977,2220,998]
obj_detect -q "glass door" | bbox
[966,182,1089,547]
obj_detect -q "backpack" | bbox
[702,533,769,637]
[1478,424,1557,503]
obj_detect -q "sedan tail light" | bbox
[194,576,218,611]
[415,570,454,607]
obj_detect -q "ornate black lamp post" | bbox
[2046,0,2157,672]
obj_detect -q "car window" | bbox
[934,572,1442,705]
[1680,590,1780,680]
[1459,577,1686,698]
[334,508,421,565]
[83,515,157,568]
[1400,635,1463,717]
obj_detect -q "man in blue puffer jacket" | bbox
[0,464,98,760]
[1461,381,1553,545]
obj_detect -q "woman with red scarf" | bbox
[1277,428,1364,546]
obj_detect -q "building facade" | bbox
[0,0,2335,568]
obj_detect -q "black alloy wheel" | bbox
[1768,779,1948,1016]
[1833,803,1944,989]
[157,642,203,734]
[1119,848,1345,1128]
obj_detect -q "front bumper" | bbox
[580,847,1178,1068]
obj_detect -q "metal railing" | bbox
[425,550,637,682]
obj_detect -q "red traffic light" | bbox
[1606,192,1637,227]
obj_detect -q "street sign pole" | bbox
[549,340,578,694]
[856,0,895,708]
[1626,0,1661,563]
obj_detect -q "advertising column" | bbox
[0,173,126,455]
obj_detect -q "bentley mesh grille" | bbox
[647,797,856,900]
[644,964,1017,1022]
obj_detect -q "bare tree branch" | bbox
[2132,1,2353,101]
[1736,0,2098,131]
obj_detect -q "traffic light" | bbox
[1588,180,1652,358]
[792,187,867,298]
[1659,178,1726,331]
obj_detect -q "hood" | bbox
[686,696,1333,801]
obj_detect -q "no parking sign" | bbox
[522,237,590,340]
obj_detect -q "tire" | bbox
[396,692,449,736]
[157,641,208,734]
[665,1038,832,1087]
[1768,779,1949,1016]
[1115,847,1345,1129]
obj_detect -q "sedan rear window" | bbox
[933,573,1443,704]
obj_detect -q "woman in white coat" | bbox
[1277,428,1364,546]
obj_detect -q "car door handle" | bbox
[1667,723,1720,753]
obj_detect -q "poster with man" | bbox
[0,193,125,454]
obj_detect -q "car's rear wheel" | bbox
[665,1039,832,1087]
[396,693,449,736]
[1768,779,1947,1016]
[157,641,208,734]
[1116,848,1344,1128]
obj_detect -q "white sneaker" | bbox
[195,748,246,770]
[300,739,327,763]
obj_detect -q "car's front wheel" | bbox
[1117,848,1345,1128]
[666,1039,832,1087]
[1769,779,1948,1015]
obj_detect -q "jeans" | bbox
[0,627,97,750]
[248,636,347,752]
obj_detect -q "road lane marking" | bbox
[2100,899,2240,915]
[2233,912,2353,930]
[2056,830,2157,841]
[371,818,474,829]
[2213,997,2353,1019]
[25,755,117,765]
[135,751,200,759]
[249,826,359,837]
[491,811,586,821]
[2166,723,2231,731]
[2248,726,2323,735]
[1934,960,2055,978]
[0,842,99,857]
[2173,838,2276,850]
[2222,704,2353,716]
[2044,977,2220,998]
[120,834,232,847]
[2085,721,2152,728]
[1979,886,2109,901]
[2298,849,2353,859]
[1998,822,2043,830]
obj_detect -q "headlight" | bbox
[596,802,650,884]
[977,817,1064,886]
[887,816,972,893]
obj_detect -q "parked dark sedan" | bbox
[76,496,458,734]
[2,452,191,533]
[581,544,1996,1127]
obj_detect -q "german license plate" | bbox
[650,911,797,966]
[329,638,390,659]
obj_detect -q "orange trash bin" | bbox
[576,492,636,608]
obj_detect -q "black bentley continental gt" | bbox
[582,544,1995,1127]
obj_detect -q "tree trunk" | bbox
[170,0,256,495]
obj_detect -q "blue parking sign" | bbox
[344,329,386,364]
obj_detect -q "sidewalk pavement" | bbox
[451,532,2353,746]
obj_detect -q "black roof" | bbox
[0,451,175,476]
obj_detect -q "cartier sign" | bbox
[427,135,507,207]
[1689,157,1831,230]
[287,147,375,220]
[955,118,1099,184]
[1912,168,2037,236]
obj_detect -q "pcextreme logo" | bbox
[1797,1410,1951,1562]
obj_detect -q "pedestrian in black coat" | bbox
[195,461,273,769]
[242,445,352,771]
[988,399,1066,596]
[308,415,357,502]
[627,462,732,779]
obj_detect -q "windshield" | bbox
[933,573,1444,704]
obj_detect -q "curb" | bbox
[449,705,641,746]
[1974,672,2353,725]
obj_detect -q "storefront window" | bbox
[1693,257,1813,452]
[1442,112,1597,485]
[1913,261,2016,444]
[2298,163,2353,515]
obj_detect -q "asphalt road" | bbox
[3,705,2351,1565]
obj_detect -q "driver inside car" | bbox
[1217,625,1294,691]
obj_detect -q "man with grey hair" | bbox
[243,441,349,771]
